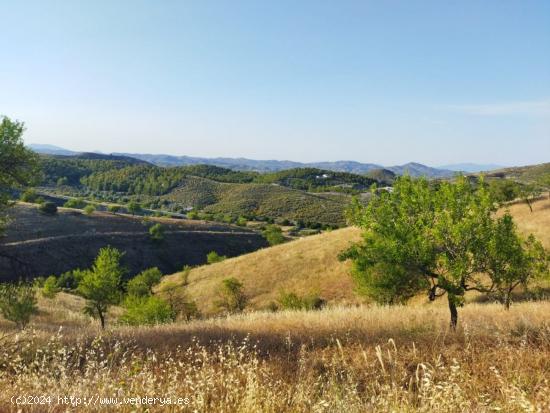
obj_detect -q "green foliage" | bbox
[262,225,286,246]
[120,295,175,326]
[83,204,96,215]
[20,189,40,203]
[127,201,142,216]
[488,179,520,204]
[120,295,174,326]
[56,176,69,186]
[126,267,163,297]
[215,277,247,313]
[39,202,58,215]
[207,251,227,264]
[340,175,543,328]
[483,214,549,308]
[149,223,165,241]
[0,282,38,329]
[42,275,60,299]
[64,198,87,209]
[278,291,325,310]
[77,247,126,329]
[107,204,122,213]
[56,269,86,290]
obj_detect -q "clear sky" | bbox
[1,0,549,166]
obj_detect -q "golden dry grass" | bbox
[1,302,549,412]
[161,226,363,314]
[160,198,550,315]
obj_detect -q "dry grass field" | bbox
[160,198,550,315]
[0,301,548,412]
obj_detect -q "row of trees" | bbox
[341,176,549,328]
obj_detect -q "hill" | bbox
[0,203,267,281]
[485,162,550,183]
[160,197,550,315]
[30,144,458,177]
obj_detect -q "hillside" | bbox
[485,162,550,183]
[0,203,267,281]
[161,197,550,315]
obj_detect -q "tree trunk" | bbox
[98,310,105,329]
[504,289,512,310]
[448,295,458,330]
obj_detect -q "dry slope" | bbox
[161,198,550,315]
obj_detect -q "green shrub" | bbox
[207,251,227,264]
[120,295,174,326]
[56,269,86,290]
[278,291,325,311]
[126,267,163,297]
[187,210,199,220]
[20,189,39,203]
[42,275,60,298]
[149,223,165,241]
[262,225,286,246]
[39,202,57,215]
[107,205,121,214]
[158,281,200,321]
[215,277,247,313]
[0,282,38,329]
[180,265,191,286]
[83,204,96,215]
[64,198,86,209]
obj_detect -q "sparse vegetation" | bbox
[215,277,247,313]
[206,251,227,264]
[262,224,286,245]
[0,282,38,329]
[148,223,164,241]
[38,201,58,215]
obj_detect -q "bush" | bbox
[180,265,191,286]
[63,198,86,209]
[56,269,86,290]
[0,282,38,329]
[215,278,247,313]
[207,251,227,264]
[120,295,174,326]
[126,267,163,297]
[83,204,96,215]
[187,210,199,220]
[107,205,121,214]
[158,281,200,321]
[278,291,325,311]
[149,223,165,241]
[262,225,286,246]
[39,202,57,215]
[20,189,39,203]
[42,275,60,298]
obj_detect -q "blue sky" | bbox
[1,0,549,166]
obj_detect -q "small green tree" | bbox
[77,247,126,329]
[126,267,163,297]
[215,277,247,313]
[207,251,227,264]
[180,265,192,286]
[56,176,68,186]
[483,214,549,309]
[0,282,38,329]
[262,225,286,246]
[518,184,541,212]
[83,204,96,215]
[158,281,200,321]
[108,205,121,214]
[278,291,325,310]
[42,275,60,298]
[149,223,165,241]
[127,201,142,216]
[120,295,174,326]
[39,202,57,215]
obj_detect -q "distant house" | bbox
[315,174,330,179]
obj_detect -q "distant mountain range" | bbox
[29,143,497,178]
[437,163,507,173]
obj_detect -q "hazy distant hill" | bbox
[438,163,506,173]
[28,144,458,177]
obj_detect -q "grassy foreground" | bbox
[1,301,548,412]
